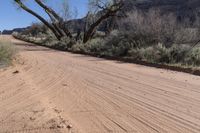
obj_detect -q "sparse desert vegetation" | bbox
[13,7,200,69]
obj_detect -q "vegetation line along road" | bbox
[12,0,200,71]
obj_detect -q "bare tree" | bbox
[14,0,72,40]
[61,0,71,21]
[14,0,124,43]
[83,0,124,43]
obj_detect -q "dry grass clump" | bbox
[0,39,16,67]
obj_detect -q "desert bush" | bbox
[70,43,84,52]
[185,47,200,66]
[98,30,150,57]
[128,47,154,61]
[128,43,171,63]
[71,38,106,54]
[50,36,75,50]
[169,44,190,63]
[153,43,171,63]
[0,40,15,66]
[127,42,200,67]
[84,38,105,53]
[93,31,106,38]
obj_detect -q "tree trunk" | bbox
[35,0,62,22]
[83,1,123,43]
[83,12,115,43]
[35,0,72,38]
[14,0,62,40]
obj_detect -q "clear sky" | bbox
[0,0,88,31]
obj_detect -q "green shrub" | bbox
[169,44,190,63]
[153,43,171,63]
[43,36,75,50]
[71,38,107,55]
[101,32,139,57]
[185,47,200,66]
[85,38,106,53]
[128,48,149,60]
[70,42,84,52]
[128,43,170,63]
[128,43,187,64]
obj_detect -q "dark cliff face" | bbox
[64,18,86,33]
[124,0,200,17]
[125,0,200,9]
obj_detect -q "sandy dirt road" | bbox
[1,35,200,133]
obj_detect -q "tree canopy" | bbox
[14,0,124,43]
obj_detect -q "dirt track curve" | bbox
[1,35,200,133]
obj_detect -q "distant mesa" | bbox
[2,27,28,35]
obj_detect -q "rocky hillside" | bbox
[125,0,200,20]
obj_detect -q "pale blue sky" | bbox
[0,0,88,31]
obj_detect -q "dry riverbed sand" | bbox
[0,35,200,133]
